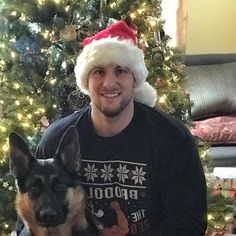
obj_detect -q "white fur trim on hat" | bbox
[74,37,157,107]
[134,82,157,107]
[74,37,147,91]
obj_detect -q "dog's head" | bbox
[8,126,86,229]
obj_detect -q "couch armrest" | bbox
[183,53,236,66]
[209,146,236,167]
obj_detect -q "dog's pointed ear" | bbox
[9,132,36,178]
[54,126,81,173]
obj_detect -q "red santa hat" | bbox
[74,20,157,107]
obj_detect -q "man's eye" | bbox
[93,69,103,75]
[116,68,127,74]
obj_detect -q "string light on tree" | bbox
[13,83,20,89]
[50,78,57,84]
[10,52,16,58]
[110,2,117,8]
[65,6,70,12]
[17,113,23,121]
[0,43,5,48]
[130,13,136,20]
[158,94,176,113]
[0,126,6,132]
[22,122,30,127]
[11,11,17,16]
[2,143,8,152]
[19,14,26,21]
[37,0,46,6]
[27,114,32,119]
[43,30,50,39]
[54,0,61,5]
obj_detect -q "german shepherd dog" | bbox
[9,126,101,236]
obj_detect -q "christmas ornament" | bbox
[15,36,42,55]
[86,0,101,19]
[21,53,48,77]
[155,77,167,88]
[28,22,41,34]
[53,16,66,32]
[48,43,63,65]
[158,94,176,113]
[2,9,21,21]
[39,116,50,132]
[0,16,9,39]
[60,61,74,76]
[50,35,57,43]
[138,39,149,51]
[36,3,57,23]
[152,48,164,66]
[67,89,90,110]
[59,25,77,42]
[171,61,185,73]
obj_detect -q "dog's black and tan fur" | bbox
[9,126,100,236]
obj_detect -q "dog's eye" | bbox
[54,183,66,193]
[29,185,41,198]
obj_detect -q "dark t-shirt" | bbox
[35,102,207,236]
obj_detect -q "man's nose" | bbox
[103,72,116,87]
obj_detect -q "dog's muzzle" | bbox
[36,207,66,227]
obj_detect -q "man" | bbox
[36,20,207,235]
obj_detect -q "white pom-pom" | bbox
[134,82,157,107]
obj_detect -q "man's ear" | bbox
[54,126,81,173]
[8,132,36,179]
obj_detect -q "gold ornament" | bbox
[59,24,77,42]
[39,116,50,132]
[158,94,176,113]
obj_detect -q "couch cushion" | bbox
[190,116,236,144]
[183,61,236,120]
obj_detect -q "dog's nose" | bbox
[37,208,59,226]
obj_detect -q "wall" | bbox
[186,0,236,54]
[161,0,178,47]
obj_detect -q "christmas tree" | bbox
[0,0,231,235]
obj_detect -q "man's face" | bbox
[87,64,135,117]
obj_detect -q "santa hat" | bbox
[74,20,157,107]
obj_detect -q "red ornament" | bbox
[139,39,149,51]
[213,188,221,195]
[155,77,167,88]
[228,190,235,198]
[50,36,57,43]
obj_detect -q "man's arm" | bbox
[155,138,207,236]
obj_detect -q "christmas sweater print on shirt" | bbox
[79,159,149,235]
[35,103,207,235]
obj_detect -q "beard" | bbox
[93,94,133,118]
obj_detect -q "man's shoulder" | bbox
[136,102,191,140]
[36,107,89,158]
[47,108,88,133]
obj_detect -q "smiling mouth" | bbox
[101,93,120,98]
